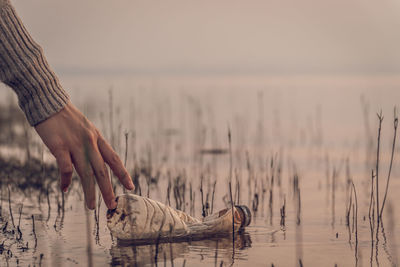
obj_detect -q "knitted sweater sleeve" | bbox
[0,0,69,126]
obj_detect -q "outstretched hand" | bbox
[35,102,134,210]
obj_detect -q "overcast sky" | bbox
[12,0,400,75]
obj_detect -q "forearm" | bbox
[0,0,69,126]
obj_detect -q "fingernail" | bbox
[109,199,117,209]
[87,203,96,210]
[128,181,135,190]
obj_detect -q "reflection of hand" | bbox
[34,101,134,210]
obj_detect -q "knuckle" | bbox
[81,128,97,146]
[110,153,121,166]
[97,168,108,179]
[52,139,67,150]
[53,143,68,156]
[94,128,101,137]
[84,168,95,178]
[60,165,73,176]
[85,131,97,144]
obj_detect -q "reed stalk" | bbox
[375,111,383,227]
[380,109,398,219]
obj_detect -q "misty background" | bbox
[12,0,400,75]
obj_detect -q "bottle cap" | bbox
[235,205,252,228]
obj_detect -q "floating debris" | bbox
[107,194,251,244]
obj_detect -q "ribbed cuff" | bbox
[0,1,69,126]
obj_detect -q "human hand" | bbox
[34,101,134,210]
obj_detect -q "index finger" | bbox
[97,135,134,191]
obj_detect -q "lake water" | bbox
[1,74,400,266]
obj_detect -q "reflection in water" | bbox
[293,173,303,266]
[110,232,252,266]
[386,202,399,266]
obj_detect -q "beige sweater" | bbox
[0,0,69,126]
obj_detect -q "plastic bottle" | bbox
[107,193,251,243]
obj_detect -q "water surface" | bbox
[1,74,399,266]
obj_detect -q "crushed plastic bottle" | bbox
[107,193,251,244]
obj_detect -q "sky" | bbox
[11,0,400,75]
